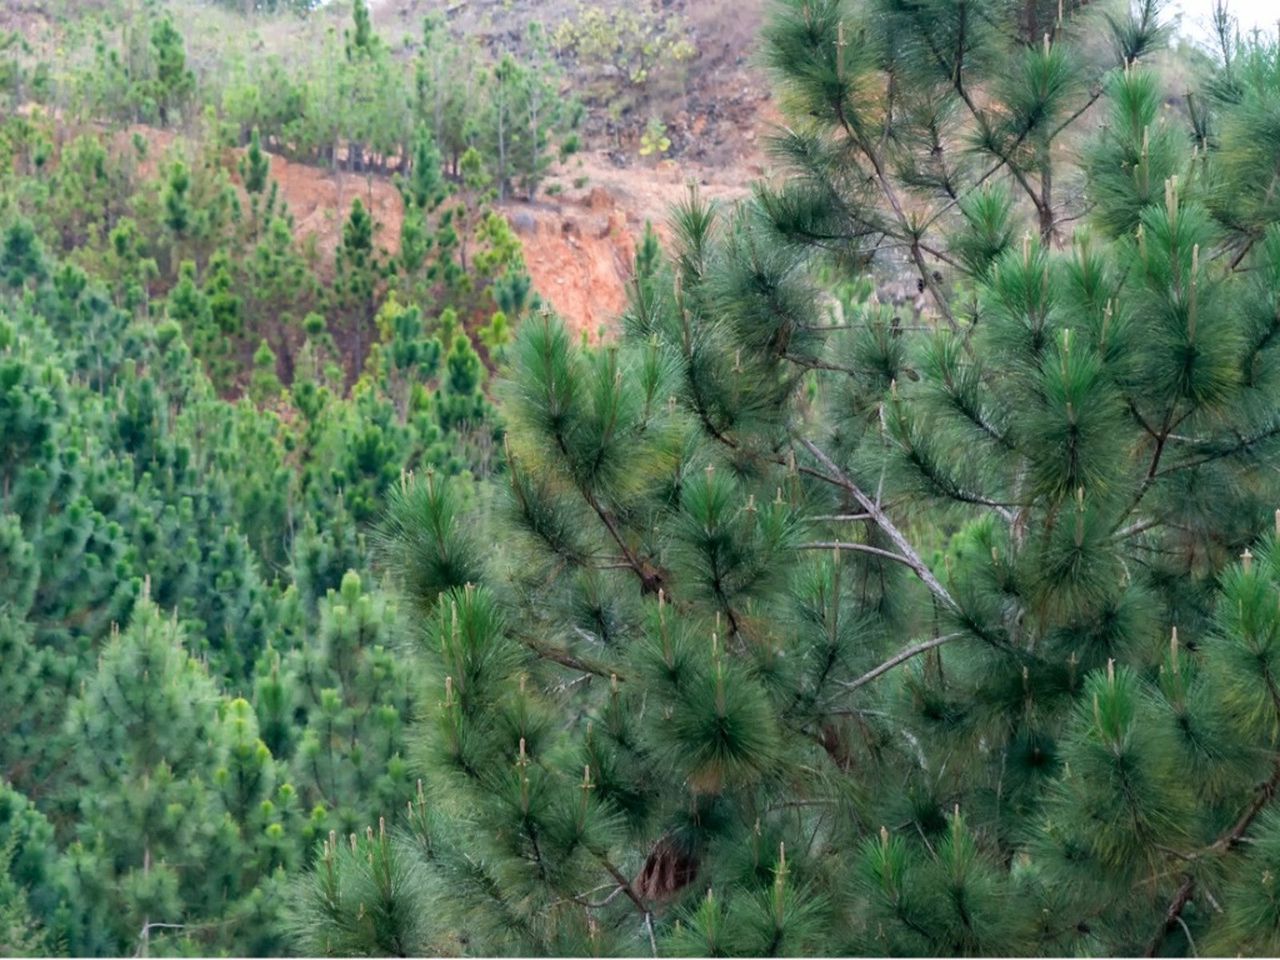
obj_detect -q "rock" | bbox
[510,210,537,235]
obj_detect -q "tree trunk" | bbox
[1038,136,1054,242]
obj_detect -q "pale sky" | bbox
[1171,0,1277,41]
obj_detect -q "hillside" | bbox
[360,0,775,338]
[7,0,776,341]
[9,0,1280,957]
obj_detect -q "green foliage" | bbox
[0,834,51,955]
[285,8,1280,959]
[10,0,1280,956]
[287,820,430,956]
[54,598,290,954]
[282,571,414,834]
[397,128,447,214]
[239,127,271,196]
[148,18,195,126]
[480,24,577,201]
[0,783,55,955]
[552,2,697,112]
[0,9,519,948]
[638,116,671,158]
[1,219,46,288]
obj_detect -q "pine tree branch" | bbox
[1174,914,1199,958]
[556,883,625,909]
[783,353,861,376]
[1114,516,1163,540]
[135,923,185,959]
[1049,84,1106,142]
[831,98,959,332]
[1224,175,1277,270]
[840,632,967,692]
[1126,398,1159,439]
[799,541,913,566]
[946,70,1046,219]
[1038,136,1055,241]
[595,854,649,915]
[894,0,1049,225]
[677,297,740,451]
[1144,758,1280,956]
[795,437,960,613]
[513,629,622,680]
[550,427,666,595]
[922,154,1011,230]
[1229,234,1258,270]
[1116,406,1194,529]
[917,240,964,270]
[1145,876,1196,958]
[1154,420,1280,478]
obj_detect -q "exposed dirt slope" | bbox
[271,159,406,264]
[508,147,767,339]
[368,0,778,337]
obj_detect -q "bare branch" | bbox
[799,541,914,567]
[796,437,960,613]
[840,632,967,692]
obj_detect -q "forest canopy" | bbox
[5,0,1280,957]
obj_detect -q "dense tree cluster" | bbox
[0,158,497,951]
[6,0,1280,957]
[0,3,520,952]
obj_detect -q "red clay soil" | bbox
[270,158,405,264]
[264,144,766,342]
[508,187,636,342]
[505,148,768,341]
[506,162,745,340]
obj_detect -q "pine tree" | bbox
[414,13,475,178]
[397,128,447,215]
[147,18,194,127]
[488,53,522,204]
[293,4,1280,956]
[397,128,449,282]
[345,0,375,63]
[161,160,192,243]
[0,783,55,955]
[57,594,301,954]
[335,0,410,175]
[282,570,415,836]
[239,126,272,236]
[479,30,573,202]
[1,218,47,289]
[335,197,381,370]
[59,595,224,952]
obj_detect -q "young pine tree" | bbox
[335,198,382,373]
[292,3,1280,956]
[59,594,297,955]
[283,570,415,837]
[147,18,195,127]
